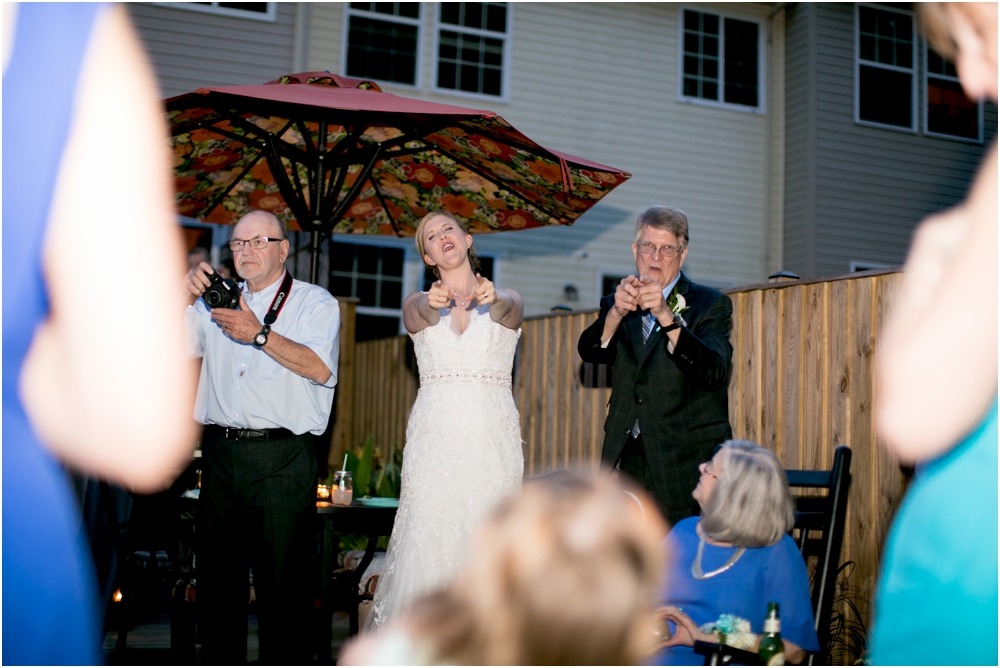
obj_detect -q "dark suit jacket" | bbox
[578,271,733,511]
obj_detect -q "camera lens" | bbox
[203,287,222,308]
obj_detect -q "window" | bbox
[435,3,510,99]
[161,2,276,21]
[680,8,763,111]
[925,45,982,142]
[600,274,627,302]
[849,260,895,272]
[344,3,421,86]
[856,4,916,130]
[331,242,406,342]
[421,256,495,291]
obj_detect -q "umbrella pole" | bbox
[309,230,322,285]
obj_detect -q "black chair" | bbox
[693,445,852,666]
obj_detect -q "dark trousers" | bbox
[618,434,699,528]
[198,432,317,665]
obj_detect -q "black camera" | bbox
[202,271,241,309]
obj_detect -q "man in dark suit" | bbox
[579,205,733,526]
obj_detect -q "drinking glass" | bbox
[332,471,353,505]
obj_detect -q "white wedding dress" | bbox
[366,305,523,630]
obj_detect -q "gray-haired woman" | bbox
[652,440,820,665]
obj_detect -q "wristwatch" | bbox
[663,313,682,333]
[253,324,271,348]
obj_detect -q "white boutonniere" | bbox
[667,290,689,327]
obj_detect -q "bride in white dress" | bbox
[366,212,525,630]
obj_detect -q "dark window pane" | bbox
[602,275,626,297]
[381,247,404,276]
[703,81,718,100]
[859,65,911,127]
[351,2,371,10]
[460,63,480,92]
[684,9,699,32]
[683,77,699,97]
[859,6,875,34]
[438,61,456,89]
[346,17,418,84]
[486,4,506,32]
[355,314,400,342]
[484,37,503,65]
[380,279,403,309]
[356,277,377,306]
[439,31,458,58]
[684,32,699,55]
[859,34,875,61]
[357,245,379,275]
[928,77,979,139]
[483,67,501,96]
[703,57,718,80]
[441,2,460,24]
[896,39,912,68]
[723,18,758,107]
[703,13,718,34]
[374,2,394,15]
[218,2,267,12]
[331,242,355,269]
[331,275,353,298]
[398,2,419,18]
[877,37,894,65]
[464,2,483,29]
[703,35,718,58]
[684,54,699,76]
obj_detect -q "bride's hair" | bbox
[406,472,666,665]
[414,211,481,278]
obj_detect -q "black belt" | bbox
[204,424,297,442]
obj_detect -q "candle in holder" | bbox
[316,484,331,501]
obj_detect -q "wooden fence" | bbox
[334,268,907,660]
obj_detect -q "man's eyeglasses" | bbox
[637,241,683,258]
[701,461,718,479]
[228,236,284,252]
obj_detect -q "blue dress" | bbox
[654,517,819,666]
[2,4,105,664]
[871,401,998,666]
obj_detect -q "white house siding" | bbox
[304,3,784,317]
[128,3,297,99]
[784,3,998,279]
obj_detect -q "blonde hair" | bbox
[413,211,480,278]
[699,440,795,548]
[408,473,666,665]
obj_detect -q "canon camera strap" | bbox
[262,271,294,327]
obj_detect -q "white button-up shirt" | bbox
[186,272,340,435]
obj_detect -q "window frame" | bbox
[329,238,412,336]
[340,3,424,91]
[676,5,767,115]
[922,41,984,144]
[854,3,918,134]
[431,2,513,103]
[155,2,277,22]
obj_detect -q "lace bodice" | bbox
[412,306,520,387]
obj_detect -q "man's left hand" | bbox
[637,276,670,320]
[210,295,261,344]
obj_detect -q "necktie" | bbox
[632,310,657,439]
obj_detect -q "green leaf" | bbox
[354,435,374,498]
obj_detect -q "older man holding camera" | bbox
[183,210,340,664]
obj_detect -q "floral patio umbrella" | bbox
[167,72,631,281]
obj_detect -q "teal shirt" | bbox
[871,400,998,665]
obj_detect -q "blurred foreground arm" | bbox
[876,144,998,463]
[19,5,198,491]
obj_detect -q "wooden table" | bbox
[316,502,397,662]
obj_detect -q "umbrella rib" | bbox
[262,133,313,226]
[428,143,570,225]
[329,144,383,226]
[200,153,268,221]
[369,177,402,235]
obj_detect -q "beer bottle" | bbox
[758,602,785,666]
